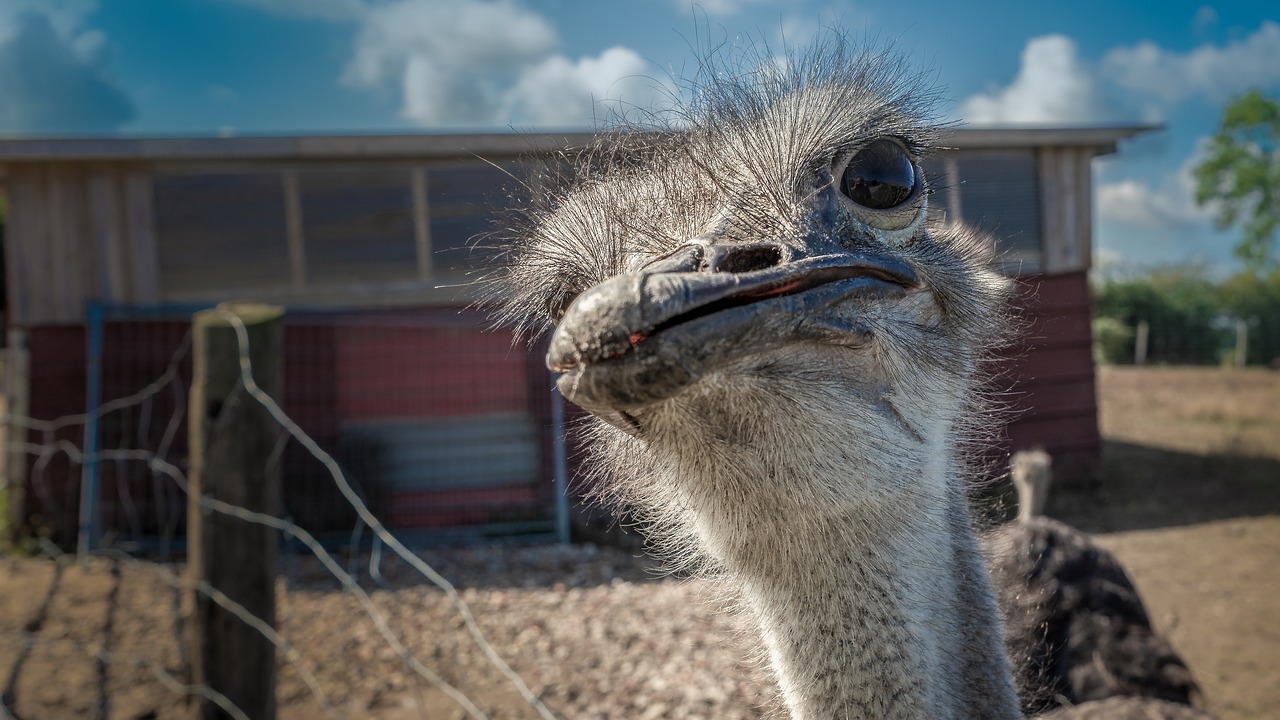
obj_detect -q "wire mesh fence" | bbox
[0,302,580,719]
[9,302,568,552]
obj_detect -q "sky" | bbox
[1,0,1278,275]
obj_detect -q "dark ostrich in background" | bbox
[988,449,1207,717]
[493,34,1216,720]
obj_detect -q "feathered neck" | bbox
[595,368,1023,719]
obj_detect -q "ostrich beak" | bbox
[547,242,919,418]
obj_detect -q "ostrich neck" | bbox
[659,403,1023,720]
[731,487,1021,720]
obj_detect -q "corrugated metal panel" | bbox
[921,151,1043,275]
[340,414,540,492]
[920,156,955,225]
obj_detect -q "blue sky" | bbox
[1,0,1278,275]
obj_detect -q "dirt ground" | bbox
[1052,367,1280,720]
[0,366,1277,719]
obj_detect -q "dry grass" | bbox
[1097,366,1280,459]
[1045,368,1280,533]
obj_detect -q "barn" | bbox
[0,127,1149,547]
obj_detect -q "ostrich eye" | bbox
[840,138,915,210]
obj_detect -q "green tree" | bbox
[1194,91,1280,269]
[1092,266,1225,365]
[1217,267,1280,365]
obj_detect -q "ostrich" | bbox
[988,449,1204,715]
[494,37,1212,719]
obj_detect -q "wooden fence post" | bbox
[1134,320,1150,366]
[3,329,30,547]
[185,303,284,720]
[1235,319,1248,368]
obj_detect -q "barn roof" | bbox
[0,126,1158,164]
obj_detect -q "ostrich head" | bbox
[495,37,1020,719]
[1011,448,1054,522]
[498,39,1010,551]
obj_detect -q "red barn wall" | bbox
[23,327,89,546]
[17,275,1104,543]
[17,308,554,543]
[996,271,1101,485]
[333,322,528,421]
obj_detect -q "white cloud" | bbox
[1097,179,1205,228]
[0,3,134,133]
[337,0,671,128]
[0,0,97,44]
[960,22,1280,125]
[221,0,363,21]
[1192,6,1219,35]
[503,46,666,127]
[958,35,1115,125]
[1097,141,1215,229]
[1102,20,1280,109]
[342,0,557,89]
[671,0,794,17]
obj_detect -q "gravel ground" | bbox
[0,543,782,720]
[2,367,1275,719]
[276,543,780,720]
[2,516,1277,720]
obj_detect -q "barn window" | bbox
[152,160,532,302]
[153,171,291,298]
[427,161,526,273]
[297,167,418,287]
[920,150,1043,274]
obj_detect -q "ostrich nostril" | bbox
[706,243,786,274]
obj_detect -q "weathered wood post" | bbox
[1134,320,1150,366]
[3,329,30,547]
[185,303,284,720]
[1235,318,1248,368]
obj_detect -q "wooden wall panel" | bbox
[4,170,35,325]
[12,167,55,325]
[45,167,75,321]
[4,164,158,325]
[1005,411,1101,452]
[1038,147,1094,275]
[87,169,128,303]
[1007,377,1099,418]
[1018,271,1092,312]
[124,169,160,305]
[994,271,1102,484]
